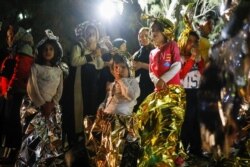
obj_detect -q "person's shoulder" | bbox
[147,44,155,50]
[132,49,140,58]
[169,40,178,46]
[150,47,160,55]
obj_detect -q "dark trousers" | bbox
[181,89,202,155]
[82,64,99,116]
[2,92,24,149]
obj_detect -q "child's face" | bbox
[185,35,199,54]
[113,62,129,80]
[42,43,55,63]
[151,24,165,47]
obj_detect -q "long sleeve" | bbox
[52,70,63,104]
[149,67,159,85]
[198,59,205,74]
[70,45,92,66]
[117,78,140,101]
[8,54,34,92]
[180,58,195,79]
[93,56,104,70]
[27,65,46,107]
[160,61,181,83]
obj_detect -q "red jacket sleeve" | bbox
[1,77,9,96]
[198,58,205,74]
[8,54,34,93]
[180,58,195,79]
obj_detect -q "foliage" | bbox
[138,0,225,43]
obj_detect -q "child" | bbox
[179,31,205,157]
[85,53,140,167]
[136,17,186,167]
[15,30,64,166]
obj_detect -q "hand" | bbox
[113,81,122,95]
[97,107,104,118]
[191,47,201,62]
[41,101,55,118]
[155,78,166,90]
[132,60,142,71]
[114,70,121,80]
[94,47,102,57]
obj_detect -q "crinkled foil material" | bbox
[136,85,187,167]
[16,98,64,166]
[85,112,139,167]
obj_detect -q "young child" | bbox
[179,31,205,157]
[85,53,140,167]
[136,17,186,167]
[15,30,64,166]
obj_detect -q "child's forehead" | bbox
[114,62,127,66]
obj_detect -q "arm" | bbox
[93,48,104,69]
[70,45,92,66]
[180,58,195,79]
[52,69,63,104]
[133,61,149,71]
[160,61,181,83]
[117,78,140,101]
[27,65,46,107]
[149,66,159,85]
[198,58,205,74]
[160,41,182,82]
[8,54,34,94]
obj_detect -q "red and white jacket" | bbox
[149,41,182,91]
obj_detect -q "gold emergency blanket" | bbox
[84,111,140,167]
[136,85,186,167]
[15,97,64,166]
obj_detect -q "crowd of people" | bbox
[0,1,249,166]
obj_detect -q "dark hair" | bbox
[111,53,130,77]
[36,39,61,66]
[150,20,169,42]
[112,38,126,49]
[189,31,199,40]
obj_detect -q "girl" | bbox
[179,31,205,157]
[85,54,140,167]
[136,18,186,167]
[15,30,64,166]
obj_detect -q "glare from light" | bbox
[99,0,116,21]
[18,13,24,20]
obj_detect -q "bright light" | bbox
[18,13,24,20]
[99,0,116,21]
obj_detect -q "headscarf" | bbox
[36,29,63,65]
[74,21,100,41]
[13,27,34,56]
[142,14,175,41]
